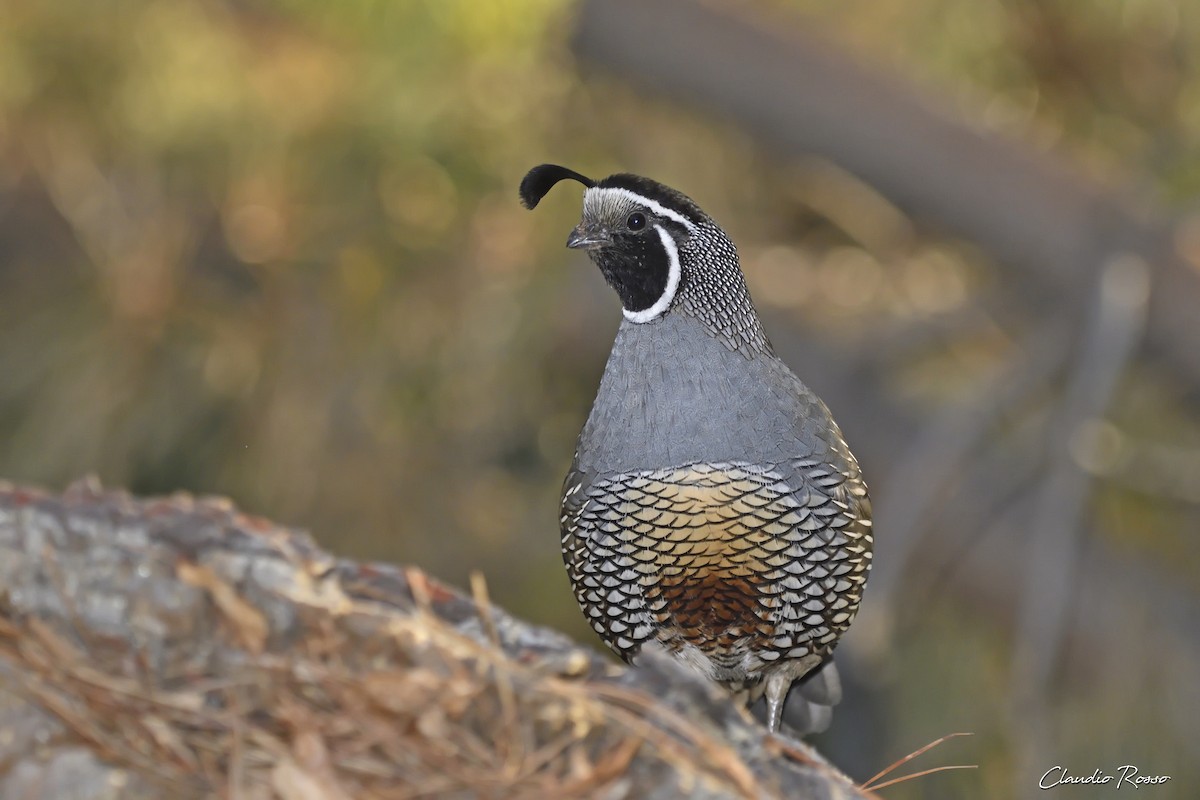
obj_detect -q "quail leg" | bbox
[765,655,823,733]
[764,672,790,733]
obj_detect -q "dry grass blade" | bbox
[468,571,501,648]
[864,764,979,792]
[585,682,762,797]
[860,731,974,791]
[468,570,524,779]
[179,561,269,654]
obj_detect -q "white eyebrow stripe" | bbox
[585,187,698,232]
[622,224,681,324]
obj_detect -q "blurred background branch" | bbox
[1,0,1198,796]
[574,0,1200,382]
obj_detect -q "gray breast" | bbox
[575,313,843,475]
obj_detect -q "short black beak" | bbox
[566,223,612,250]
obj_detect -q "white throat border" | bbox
[623,224,681,324]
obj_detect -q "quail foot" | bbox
[521,164,873,734]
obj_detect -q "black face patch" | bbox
[589,226,673,314]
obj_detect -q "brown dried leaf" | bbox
[415,706,449,740]
[143,714,201,770]
[178,560,269,653]
[271,756,348,800]
[361,668,441,715]
[270,730,354,800]
[442,675,478,717]
[26,617,85,664]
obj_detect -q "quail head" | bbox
[520,164,873,734]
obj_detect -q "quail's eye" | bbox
[626,212,647,231]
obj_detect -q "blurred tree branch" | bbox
[572,0,1200,386]
[0,480,869,800]
[1012,257,1149,787]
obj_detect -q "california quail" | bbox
[520,164,873,734]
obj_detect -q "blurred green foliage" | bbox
[2,1,1198,796]
[0,0,586,620]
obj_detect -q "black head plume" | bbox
[519,164,596,210]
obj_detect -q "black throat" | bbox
[589,233,672,314]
